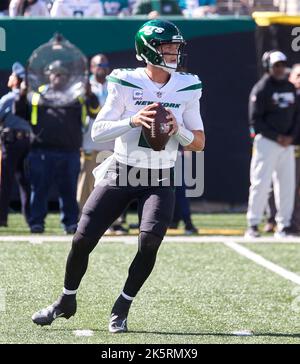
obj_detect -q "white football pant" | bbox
[247,134,295,231]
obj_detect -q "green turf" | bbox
[245,243,300,276]
[0,213,247,235]
[1,240,300,344]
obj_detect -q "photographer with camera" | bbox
[0,62,31,227]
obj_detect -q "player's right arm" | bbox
[91,80,154,143]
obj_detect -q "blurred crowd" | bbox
[0,0,296,18]
[0,49,198,235]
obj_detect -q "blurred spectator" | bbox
[290,64,300,233]
[14,60,100,234]
[179,0,217,17]
[245,51,299,238]
[132,0,182,15]
[0,0,10,15]
[0,62,31,227]
[100,0,130,15]
[9,0,49,16]
[265,64,300,234]
[50,0,104,17]
[77,54,128,235]
[169,150,198,235]
[77,54,112,211]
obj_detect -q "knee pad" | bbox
[138,231,162,255]
[71,232,95,256]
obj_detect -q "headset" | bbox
[261,50,287,71]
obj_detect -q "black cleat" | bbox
[184,221,198,235]
[32,295,77,326]
[30,225,44,234]
[108,313,128,333]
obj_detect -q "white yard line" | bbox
[1,235,300,244]
[224,240,300,285]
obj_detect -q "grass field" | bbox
[1,213,300,344]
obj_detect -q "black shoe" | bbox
[244,225,260,238]
[32,295,77,326]
[112,224,128,236]
[184,222,198,235]
[64,224,77,235]
[109,313,128,333]
[30,225,44,234]
[129,223,140,229]
[169,222,179,229]
[0,221,8,227]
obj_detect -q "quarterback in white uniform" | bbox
[32,19,205,333]
[92,66,203,173]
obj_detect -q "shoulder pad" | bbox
[175,72,202,93]
[107,68,142,89]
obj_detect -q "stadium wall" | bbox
[0,17,257,204]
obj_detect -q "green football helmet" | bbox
[135,19,186,73]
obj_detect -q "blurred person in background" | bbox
[169,148,198,234]
[289,64,300,234]
[132,0,182,16]
[50,0,104,16]
[9,0,49,16]
[77,54,128,235]
[100,0,130,15]
[0,0,10,15]
[179,0,217,17]
[245,50,299,238]
[264,64,300,234]
[0,62,31,227]
[14,60,99,234]
[77,54,110,213]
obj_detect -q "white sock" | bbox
[121,291,134,301]
[63,287,77,295]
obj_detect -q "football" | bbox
[142,103,171,151]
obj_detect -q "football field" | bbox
[1,213,300,344]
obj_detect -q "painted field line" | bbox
[224,240,300,285]
[2,235,300,244]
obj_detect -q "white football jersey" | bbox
[50,0,104,17]
[93,67,203,173]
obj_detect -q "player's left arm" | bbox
[167,90,205,151]
[183,130,205,151]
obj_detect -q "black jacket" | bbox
[249,74,300,143]
[14,91,99,151]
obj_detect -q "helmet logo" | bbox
[140,26,165,36]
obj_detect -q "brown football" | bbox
[142,103,171,151]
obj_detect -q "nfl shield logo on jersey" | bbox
[133,90,143,100]
[156,91,162,98]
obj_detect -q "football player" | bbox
[32,19,205,333]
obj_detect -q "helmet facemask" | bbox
[153,41,186,74]
[135,20,187,74]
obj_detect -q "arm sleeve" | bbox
[86,92,100,118]
[91,81,131,143]
[182,89,204,131]
[249,84,279,142]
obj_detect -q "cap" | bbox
[45,60,70,76]
[269,51,287,67]
[12,62,25,79]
